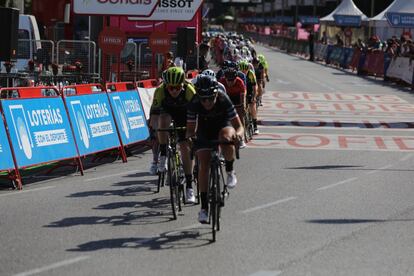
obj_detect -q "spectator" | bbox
[321,31,328,44]
[198,43,210,71]
[335,34,344,47]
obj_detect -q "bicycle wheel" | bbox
[209,165,220,242]
[193,157,200,205]
[216,167,222,232]
[168,153,179,220]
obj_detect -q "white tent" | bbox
[320,0,368,23]
[370,0,414,40]
[319,0,368,45]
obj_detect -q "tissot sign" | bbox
[128,0,202,21]
[74,0,158,16]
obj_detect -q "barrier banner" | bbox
[384,53,392,75]
[108,90,149,145]
[137,87,156,120]
[325,45,334,63]
[1,98,78,168]
[0,116,14,171]
[386,57,414,84]
[65,94,121,156]
[341,48,354,68]
[349,48,361,70]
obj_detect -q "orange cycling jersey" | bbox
[219,77,246,99]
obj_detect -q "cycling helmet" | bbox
[224,68,237,80]
[238,60,250,71]
[202,69,216,79]
[162,67,185,86]
[257,54,266,63]
[195,75,218,97]
[222,60,236,69]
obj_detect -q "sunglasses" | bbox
[167,84,182,90]
[200,95,216,102]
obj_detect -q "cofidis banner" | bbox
[65,93,121,156]
[1,98,78,168]
[0,116,14,170]
[108,91,149,145]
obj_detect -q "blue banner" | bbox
[386,12,414,28]
[299,16,319,25]
[0,117,14,171]
[108,90,149,146]
[267,16,294,24]
[1,98,78,168]
[65,94,121,156]
[333,15,361,27]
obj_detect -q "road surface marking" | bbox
[249,270,283,276]
[14,256,90,276]
[242,197,297,214]
[0,186,55,197]
[366,165,393,175]
[84,170,139,182]
[316,177,357,191]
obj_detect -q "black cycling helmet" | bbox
[222,60,236,69]
[224,68,237,80]
[195,75,218,97]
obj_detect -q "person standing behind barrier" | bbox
[308,30,315,62]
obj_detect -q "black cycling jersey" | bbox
[187,90,238,130]
[254,63,264,81]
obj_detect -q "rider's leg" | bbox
[197,149,211,212]
[219,127,238,188]
[157,113,171,171]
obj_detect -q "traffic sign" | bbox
[128,0,202,21]
[73,0,158,17]
[98,27,127,55]
[148,31,171,53]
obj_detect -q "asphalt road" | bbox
[2,44,414,276]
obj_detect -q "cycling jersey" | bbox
[187,91,238,148]
[245,69,257,94]
[254,63,265,81]
[150,82,196,116]
[150,82,196,141]
[219,76,246,105]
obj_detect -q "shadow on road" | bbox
[67,229,212,252]
[286,165,414,172]
[305,219,407,224]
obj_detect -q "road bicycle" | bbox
[157,123,187,220]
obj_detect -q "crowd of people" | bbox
[148,31,269,223]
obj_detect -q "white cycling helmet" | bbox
[202,69,216,78]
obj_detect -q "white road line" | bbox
[242,197,297,214]
[13,256,90,276]
[366,164,394,175]
[249,270,283,276]
[316,177,357,191]
[400,153,413,161]
[0,186,56,197]
[84,170,139,182]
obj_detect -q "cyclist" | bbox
[257,54,270,82]
[252,58,265,105]
[149,67,196,203]
[191,69,226,92]
[216,60,246,85]
[186,75,244,223]
[219,67,247,148]
[238,60,259,134]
